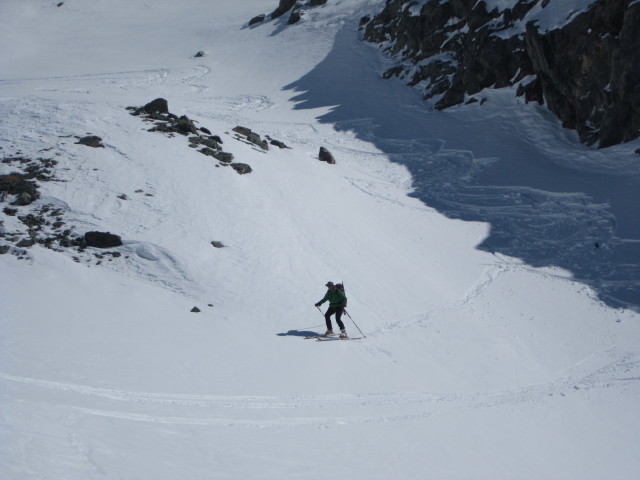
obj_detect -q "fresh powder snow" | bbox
[1,1,639,479]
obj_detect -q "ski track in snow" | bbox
[1,66,212,94]
[2,348,639,429]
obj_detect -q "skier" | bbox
[315,281,348,338]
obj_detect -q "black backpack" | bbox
[335,283,347,306]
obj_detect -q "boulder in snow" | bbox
[231,163,252,175]
[318,146,335,164]
[143,98,169,115]
[84,231,123,249]
[75,136,104,148]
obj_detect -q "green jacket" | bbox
[318,288,347,308]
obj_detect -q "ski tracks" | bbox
[2,355,638,430]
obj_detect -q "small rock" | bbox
[191,306,201,313]
[176,115,197,135]
[269,139,289,149]
[16,238,35,248]
[13,192,34,206]
[143,98,169,114]
[84,231,123,248]
[233,126,253,137]
[319,146,335,164]
[288,11,302,24]
[194,51,205,58]
[211,241,225,248]
[0,245,10,254]
[76,136,104,148]
[231,163,252,174]
[249,14,266,26]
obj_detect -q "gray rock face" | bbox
[363,0,640,147]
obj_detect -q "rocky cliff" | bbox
[362,0,640,148]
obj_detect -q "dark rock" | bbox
[363,0,640,147]
[200,127,212,135]
[319,146,335,164]
[199,148,234,163]
[271,0,296,19]
[213,151,234,163]
[3,207,17,216]
[16,238,35,248]
[288,11,302,24]
[194,51,205,58]
[75,136,104,148]
[176,116,197,135]
[247,132,269,150]
[516,76,544,105]
[84,231,123,249]
[0,245,10,254]
[233,126,253,136]
[269,139,289,149]
[191,306,201,313]
[18,213,44,229]
[309,0,328,6]
[13,192,35,206]
[211,241,225,248]
[233,126,268,150]
[231,163,253,174]
[191,136,221,150]
[143,98,169,114]
[249,14,266,26]
[0,173,40,205]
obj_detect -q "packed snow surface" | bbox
[1,1,639,479]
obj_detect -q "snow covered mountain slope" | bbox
[1,1,639,479]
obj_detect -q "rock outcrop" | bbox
[362,0,640,147]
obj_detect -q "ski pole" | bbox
[343,309,366,338]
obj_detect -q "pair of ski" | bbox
[304,334,362,342]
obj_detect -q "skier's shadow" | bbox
[276,329,318,337]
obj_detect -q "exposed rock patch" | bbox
[363,0,640,147]
[75,136,104,148]
[318,146,335,164]
[84,231,123,249]
[0,153,122,262]
[129,99,250,174]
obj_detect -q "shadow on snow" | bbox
[283,22,640,312]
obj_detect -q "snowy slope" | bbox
[1,1,640,479]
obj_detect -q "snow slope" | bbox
[1,1,640,479]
